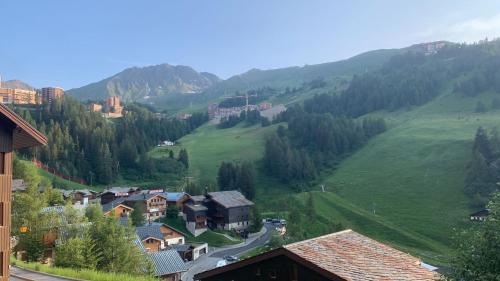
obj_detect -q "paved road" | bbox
[182,224,275,281]
[11,266,76,281]
[211,224,274,258]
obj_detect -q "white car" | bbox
[216,260,227,268]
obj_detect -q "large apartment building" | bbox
[40,87,64,103]
[0,88,38,104]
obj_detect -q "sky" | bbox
[2,0,500,89]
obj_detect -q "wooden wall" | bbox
[0,121,13,280]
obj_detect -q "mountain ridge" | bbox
[67,63,221,102]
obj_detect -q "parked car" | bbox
[216,260,228,267]
[224,255,238,262]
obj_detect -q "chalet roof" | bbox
[161,192,186,202]
[186,204,208,212]
[122,193,166,203]
[470,209,490,217]
[136,225,165,241]
[195,229,439,281]
[136,223,185,241]
[169,244,191,252]
[189,195,206,203]
[73,189,96,196]
[0,103,47,148]
[41,205,65,214]
[12,179,27,192]
[207,191,254,208]
[283,229,439,281]
[102,187,139,195]
[101,198,132,213]
[148,250,187,276]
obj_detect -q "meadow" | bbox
[149,88,500,265]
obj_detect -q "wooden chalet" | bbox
[161,192,189,208]
[205,191,253,231]
[0,104,47,279]
[136,223,185,252]
[102,200,134,218]
[195,229,439,281]
[100,187,141,204]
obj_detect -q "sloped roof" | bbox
[189,195,206,204]
[12,179,27,192]
[283,229,439,281]
[161,192,186,202]
[136,224,164,241]
[0,103,47,148]
[102,198,132,213]
[124,193,166,202]
[102,187,139,195]
[136,223,186,241]
[207,191,254,208]
[73,189,96,196]
[195,229,439,281]
[148,250,187,276]
[186,204,208,212]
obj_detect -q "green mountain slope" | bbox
[149,84,500,264]
[67,64,221,102]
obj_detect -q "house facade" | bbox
[0,104,47,279]
[184,204,208,237]
[102,202,134,218]
[136,223,185,252]
[205,191,253,231]
[182,191,253,235]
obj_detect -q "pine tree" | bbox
[238,162,255,199]
[178,149,189,169]
[131,202,146,227]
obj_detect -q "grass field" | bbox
[150,123,280,184]
[149,88,500,265]
[163,217,241,247]
[12,258,157,281]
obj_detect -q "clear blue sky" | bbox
[2,0,500,89]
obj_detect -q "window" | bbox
[268,269,277,279]
[0,152,4,174]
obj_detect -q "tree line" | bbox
[265,111,386,186]
[218,109,267,129]
[13,98,206,185]
[12,158,151,276]
[217,161,256,200]
[465,127,500,207]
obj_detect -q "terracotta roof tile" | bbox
[284,229,439,281]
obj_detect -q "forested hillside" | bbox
[13,98,207,186]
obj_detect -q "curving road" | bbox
[182,224,275,281]
[211,224,274,258]
[11,266,77,281]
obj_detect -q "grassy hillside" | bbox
[149,86,500,264]
[150,123,280,184]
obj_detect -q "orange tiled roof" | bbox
[284,229,439,281]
